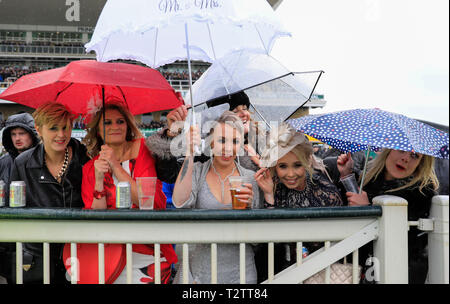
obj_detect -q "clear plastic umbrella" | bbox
[186,49,324,128]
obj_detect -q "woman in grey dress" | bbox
[172,111,261,284]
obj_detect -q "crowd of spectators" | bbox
[137,120,166,129]
[1,64,207,87]
[0,40,85,48]
[72,119,166,130]
[0,65,49,84]
[159,69,205,81]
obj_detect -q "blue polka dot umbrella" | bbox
[287,108,449,159]
[287,108,449,192]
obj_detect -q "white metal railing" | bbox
[427,195,449,283]
[0,195,448,284]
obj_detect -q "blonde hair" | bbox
[204,111,245,156]
[32,102,75,129]
[82,101,142,157]
[270,141,329,184]
[361,149,439,193]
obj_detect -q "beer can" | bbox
[0,180,5,207]
[116,181,131,209]
[9,181,26,208]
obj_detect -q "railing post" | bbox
[427,195,449,284]
[373,195,409,284]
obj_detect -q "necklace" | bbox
[45,148,69,183]
[211,160,237,204]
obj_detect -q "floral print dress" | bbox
[272,170,343,208]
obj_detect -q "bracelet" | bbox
[93,189,106,199]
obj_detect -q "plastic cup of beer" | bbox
[229,176,253,210]
[340,173,359,193]
[136,177,157,210]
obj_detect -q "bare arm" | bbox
[91,159,109,209]
[172,125,200,207]
[172,156,195,207]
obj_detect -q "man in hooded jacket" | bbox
[0,112,39,284]
[0,113,39,198]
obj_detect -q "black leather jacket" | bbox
[9,138,90,208]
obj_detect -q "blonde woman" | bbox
[11,102,89,208]
[335,149,439,283]
[255,123,343,208]
[253,123,343,282]
[9,102,90,284]
[172,111,261,284]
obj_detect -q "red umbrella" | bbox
[0,60,183,116]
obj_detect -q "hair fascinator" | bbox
[259,123,308,168]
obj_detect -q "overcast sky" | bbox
[271,0,449,125]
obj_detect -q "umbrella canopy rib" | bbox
[55,82,74,102]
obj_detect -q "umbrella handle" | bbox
[102,86,106,142]
[185,22,200,155]
[359,146,371,194]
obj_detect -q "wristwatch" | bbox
[93,189,106,199]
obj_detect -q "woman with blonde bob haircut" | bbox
[335,148,439,283]
[10,101,90,284]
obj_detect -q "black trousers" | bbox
[0,243,68,284]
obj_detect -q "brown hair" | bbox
[82,101,142,157]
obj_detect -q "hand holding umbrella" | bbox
[166,104,190,138]
[94,158,110,183]
[336,152,354,177]
[98,144,122,171]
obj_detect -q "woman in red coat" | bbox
[80,100,177,284]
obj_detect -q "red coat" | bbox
[82,138,177,265]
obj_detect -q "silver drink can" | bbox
[0,180,5,207]
[116,181,131,209]
[9,181,26,208]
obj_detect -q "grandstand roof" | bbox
[0,0,282,29]
[0,0,106,28]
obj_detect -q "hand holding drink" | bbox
[339,173,359,193]
[229,176,253,210]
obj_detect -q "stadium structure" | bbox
[0,0,326,128]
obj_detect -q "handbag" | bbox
[304,262,362,284]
